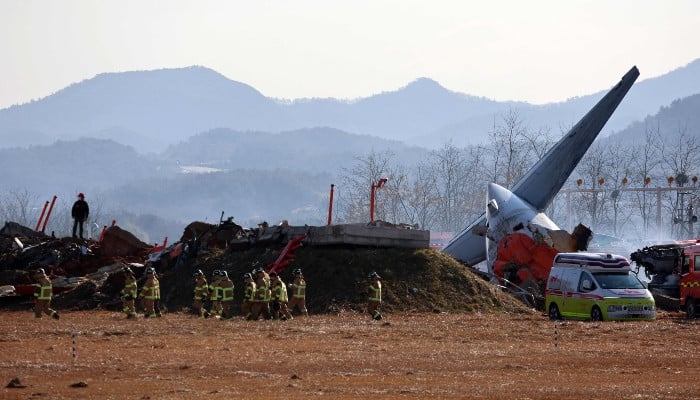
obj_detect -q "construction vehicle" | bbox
[630,239,700,318]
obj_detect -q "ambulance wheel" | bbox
[548,303,561,320]
[590,306,603,322]
[686,298,697,319]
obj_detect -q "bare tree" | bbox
[574,143,609,231]
[603,141,635,236]
[378,163,413,225]
[485,109,534,188]
[660,125,700,238]
[423,141,476,232]
[404,163,440,229]
[336,150,395,223]
[628,124,664,239]
[0,189,39,227]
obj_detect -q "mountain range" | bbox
[2,59,700,152]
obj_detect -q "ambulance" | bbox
[545,252,656,321]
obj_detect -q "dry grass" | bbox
[2,310,700,399]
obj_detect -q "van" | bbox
[545,252,656,321]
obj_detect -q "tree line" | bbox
[331,111,700,242]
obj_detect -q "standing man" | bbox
[33,268,60,320]
[287,268,308,317]
[367,271,383,321]
[71,193,89,239]
[192,270,209,318]
[138,267,160,318]
[120,267,138,319]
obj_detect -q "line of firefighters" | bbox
[31,265,383,321]
[191,267,309,321]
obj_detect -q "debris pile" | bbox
[0,220,532,315]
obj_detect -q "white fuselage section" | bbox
[485,183,559,274]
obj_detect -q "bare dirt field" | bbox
[2,310,700,399]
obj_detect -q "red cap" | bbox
[78,193,85,198]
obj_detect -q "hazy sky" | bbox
[1,0,698,109]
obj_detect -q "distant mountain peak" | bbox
[398,77,451,95]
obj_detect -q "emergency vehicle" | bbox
[545,252,656,321]
[631,240,700,318]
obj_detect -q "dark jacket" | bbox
[71,199,89,221]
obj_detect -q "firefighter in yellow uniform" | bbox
[153,270,162,317]
[192,269,209,318]
[367,271,382,320]
[241,273,256,320]
[33,268,59,320]
[250,270,271,320]
[120,267,138,319]
[269,272,293,321]
[287,268,308,317]
[208,270,223,319]
[139,267,160,318]
[253,266,270,289]
[219,271,235,320]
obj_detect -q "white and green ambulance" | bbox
[545,252,656,321]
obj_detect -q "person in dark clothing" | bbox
[71,193,89,239]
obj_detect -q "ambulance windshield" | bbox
[593,272,646,290]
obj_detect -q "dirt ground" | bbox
[2,310,700,399]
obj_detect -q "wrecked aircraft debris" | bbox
[0,219,431,312]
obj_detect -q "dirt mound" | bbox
[160,246,531,315]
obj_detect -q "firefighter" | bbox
[269,272,293,321]
[192,269,209,318]
[241,272,256,320]
[208,270,223,318]
[219,270,235,320]
[33,268,59,320]
[250,269,271,320]
[253,266,270,288]
[153,268,162,317]
[367,271,382,320]
[287,268,308,317]
[120,267,138,319]
[138,267,160,318]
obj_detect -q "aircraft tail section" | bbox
[512,66,639,211]
[442,66,639,266]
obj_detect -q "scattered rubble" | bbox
[0,220,531,315]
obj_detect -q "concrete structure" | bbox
[306,223,429,248]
